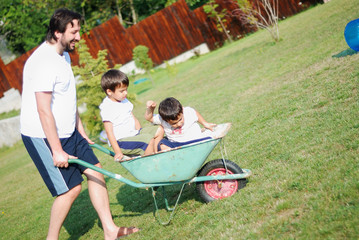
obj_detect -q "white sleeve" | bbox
[31,60,56,92]
[152,114,162,125]
[184,107,198,123]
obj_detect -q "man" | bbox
[20,8,139,240]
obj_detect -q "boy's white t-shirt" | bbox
[99,97,139,140]
[20,42,77,138]
[152,106,205,142]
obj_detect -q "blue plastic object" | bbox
[344,18,359,51]
[133,78,149,85]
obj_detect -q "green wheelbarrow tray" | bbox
[68,123,252,225]
[69,138,251,187]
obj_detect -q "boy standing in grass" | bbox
[145,97,216,152]
[100,69,156,161]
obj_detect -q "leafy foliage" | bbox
[0,0,209,56]
[0,0,50,54]
[203,0,233,43]
[132,45,153,71]
[165,0,207,9]
[132,45,155,85]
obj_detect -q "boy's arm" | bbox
[103,121,124,161]
[196,110,216,131]
[153,125,164,153]
[131,113,141,130]
[145,100,156,122]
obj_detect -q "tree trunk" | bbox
[115,0,124,25]
[129,0,137,24]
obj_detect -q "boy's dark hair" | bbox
[158,97,183,122]
[101,69,129,93]
[46,8,82,42]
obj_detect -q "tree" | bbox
[203,0,233,43]
[165,0,207,9]
[0,0,208,56]
[0,0,50,54]
[115,0,125,25]
[233,0,280,42]
[129,0,137,24]
[0,0,120,55]
[132,45,154,85]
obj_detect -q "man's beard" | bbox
[65,42,76,52]
[61,39,76,52]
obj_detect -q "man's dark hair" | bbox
[101,69,129,93]
[158,97,183,122]
[46,8,82,42]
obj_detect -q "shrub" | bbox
[132,45,155,85]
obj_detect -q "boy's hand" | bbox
[145,100,157,122]
[114,152,124,162]
[146,100,156,109]
[203,122,217,131]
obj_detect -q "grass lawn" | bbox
[1,0,359,239]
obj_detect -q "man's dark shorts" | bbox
[22,129,99,197]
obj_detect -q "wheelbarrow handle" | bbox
[68,158,183,188]
[68,159,144,188]
[90,143,115,157]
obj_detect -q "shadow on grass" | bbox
[62,177,112,240]
[62,175,250,237]
[332,48,358,58]
[63,189,98,240]
[61,179,201,238]
[135,87,151,95]
[115,183,201,215]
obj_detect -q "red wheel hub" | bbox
[204,168,238,199]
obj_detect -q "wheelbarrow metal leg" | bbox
[151,184,186,225]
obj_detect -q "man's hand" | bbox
[53,150,77,168]
[84,137,95,145]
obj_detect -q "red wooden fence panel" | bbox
[0,0,319,97]
[0,58,11,98]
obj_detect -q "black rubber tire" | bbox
[196,159,247,203]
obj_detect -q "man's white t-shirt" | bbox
[20,42,77,138]
[152,107,205,142]
[99,97,139,140]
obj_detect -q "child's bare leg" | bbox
[160,144,171,151]
[144,138,155,155]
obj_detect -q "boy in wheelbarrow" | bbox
[145,97,217,152]
[100,69,157,161]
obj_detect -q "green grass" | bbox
[1,0,359,239]
[0,109,20,120]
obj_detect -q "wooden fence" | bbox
[0,0,320,97]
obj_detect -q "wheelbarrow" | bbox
[68,123,251,225]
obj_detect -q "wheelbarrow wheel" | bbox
[196,159,247,203]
